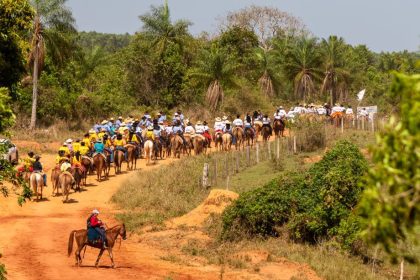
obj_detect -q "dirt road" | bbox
[0,139,320,280]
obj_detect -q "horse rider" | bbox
[202,121,212,147]
[21,151,35,172]
[72,139,81,154]
[93,138,105,157]
[113,133,128,161]
[59,142,71,157]
[102,134,114,162]
[128,127,141,158]
[173,120,186,145]
[32,155,47,186]
[79,141,90,156]
[72,151,86,174]
[244,114,254,136]
[262,114,273,136]
[331,103,344,118]
[233,114,243,128]
[65,139,73,154]
[87,209,107,249]
[274,107,286,126]
[346,105,354,115]
[223,121,235,144]
[214,117,224,138]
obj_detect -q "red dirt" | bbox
[0,137,321,280]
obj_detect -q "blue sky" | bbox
[67,0,420,53]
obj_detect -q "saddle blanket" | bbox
[87,227,102,243]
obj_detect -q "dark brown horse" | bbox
[71,166,84,192]
[68,224,127,268]
[93,153,107,181]
[193,135,206,155]
[244,128,254,147]
[113,149,125,174]
[51,165,61,196]
[262,126,271,142]
[183,134,193,156]
[153,138,163,160]
[214,132,223,151]
[273,119,286,138]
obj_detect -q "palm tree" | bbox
[255,48,277,98]
[320,36,349,106]
[284,37,321,103]
[189,44,239,111]
[139,0,190,57]
[28,0,76,129]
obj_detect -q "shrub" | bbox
[292,118,326,152]
[221,140,368,249]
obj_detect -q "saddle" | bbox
[93,152,107,161]
[87,227,102,245]
[82,156,93,164]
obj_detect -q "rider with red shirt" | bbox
[88,209,107,248]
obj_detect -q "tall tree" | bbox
[284,37,321,102]
[139,0,190,57]
[28,0,76,129]
[320,36,349,106]
[255,48,277,98]
[188,43,239,111]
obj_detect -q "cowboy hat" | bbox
[279,106,283,109]
[110,117,115,121]
[196,121,202,125]
[101,120,108,125]
[147,126,153,130]
[174,112,179,116]
[215,117,221,122]
[118,116,123,119]
[222,116,227,120]
[65,139,73,144]
[89,129,96,134]
[225,120,231,124]
[92,209,100,214]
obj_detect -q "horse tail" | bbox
[68,230,76,257]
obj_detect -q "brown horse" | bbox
[232,127,244,150]
[331,112,344,128]
[68,224,127,268]
[183,134,193,156]
[254,121,263,141]
[262,126,271,142]
[214,132,223,151]
[113,149,124,174]
[193,135,206,155]
[244,128,254,147]
[81,156,93,182]
[222,133,232,151]
[273,119,286,138]
[126,144,137,170]
[71,166,84,192]
[153,138,163,160]
[93,153,107,181]
[51,166,61,196]
[171,134,184,158]
[58,172,73,203]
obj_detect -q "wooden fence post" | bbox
[235,152,239,173]
[202,163,209,188]
[293,135,297,154]
[246,146,250,166]
[268,141,271,160]
[276,138,280,160]
[256,143,259,163]
[341,117,344,133]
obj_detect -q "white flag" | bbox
[357,89,366,101]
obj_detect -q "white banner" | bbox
[357,89,366,101]
[357,106,377,114]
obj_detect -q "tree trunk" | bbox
[30,43,39,130]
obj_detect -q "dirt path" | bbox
[0,137,320,280]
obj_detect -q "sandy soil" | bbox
[0,135,321,280]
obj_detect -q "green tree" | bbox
[320,36,350,105]
[255,48,279,98]
[188,43,239,111]
[139,0,190,57]
[358,73,420,269]
[284,37,321,103]
[0,0,33,95]
[28,0,76,129]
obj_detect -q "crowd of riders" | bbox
[17,104,366,188]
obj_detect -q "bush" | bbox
[221,140,368,249]
[292,118,326,152]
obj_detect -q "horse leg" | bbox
[95,248,105,268]
[107,248,115,268]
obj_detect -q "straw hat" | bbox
[222,116,227,120]
[196,121,202,125]
[101,120,108,125]
[89,129,96,134]
[215,117,221,122]
[65,139,73,144]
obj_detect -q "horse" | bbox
[254,121,263,141]
[144,140,154,165]
[262,126,271,142]
[153,138,163,160]
[113,149,125,175]
[273,119,286,138]
[193,135,206,155]
[29,172,43,201]
[232,127,244,150]
[244,127,254,147]
[68,224,127,268]
[126,144,137,170]
[331,112,344,128]
[51,166,61,196]
[222,133,232,151]
[93,153,107,181]
[58,172,73,203]
[104,149,112,177]
[160,130,170,158]
[81,156,93,184]
[171,134,184,159]
[71,166,84,192]
[183,134,194,156]
[214,132,223,151]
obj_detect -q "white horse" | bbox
[30,172,44,200]
[144,140,154,165]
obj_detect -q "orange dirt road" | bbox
[0,138,320,280]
